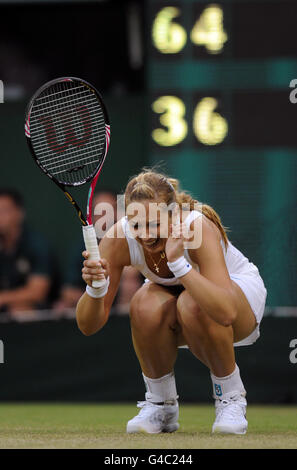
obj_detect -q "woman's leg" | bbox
[176,281,257,376]
[176,291,235,376]
[130,282,183,378]
[176,283,255,435]
[127,282,183,433]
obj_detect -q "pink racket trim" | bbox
[25,113,31,138]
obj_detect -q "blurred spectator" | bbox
[115,265,144,315]
[0,189,56,317]
[55,189,142,314]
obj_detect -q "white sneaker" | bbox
[126,400,179,434]
[212,391,248,435]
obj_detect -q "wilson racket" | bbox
[25,77,110,287]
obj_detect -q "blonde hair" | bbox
[125,168,229,248]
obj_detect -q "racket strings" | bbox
[31,87,104,147]
[31,95,102,124]
[31,118,105,154]
[33,131,105,165]
[31,106,104,137]
[51,160,101,177]
[46,146,105,174]
[29,80,107,185]
[32,117,105,159]
[31,105,103,183]
[33,86,89,106]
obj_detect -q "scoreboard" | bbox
[147,0,297,306]
[148,1,297,149]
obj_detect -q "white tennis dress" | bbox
[121,211,267,347]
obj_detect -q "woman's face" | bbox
[127,199,172,253]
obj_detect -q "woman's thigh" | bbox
[230,280,258,343]
[176,281,257,344]
[130,281,183,332]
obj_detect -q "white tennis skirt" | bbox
[230,269,267,347]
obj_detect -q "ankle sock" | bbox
[143,371,178,403]
[210,364,246,399]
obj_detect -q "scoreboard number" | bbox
[190,4,227,54]
[152,96,228,147]
[152,7,186,54]
[152,96,188,146]
[193,97,228,145]
[152,4,227,54]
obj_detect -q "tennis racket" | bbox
[25,77,110,287]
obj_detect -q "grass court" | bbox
[0,403,296,449]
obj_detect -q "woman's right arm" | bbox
[76,234,126,336]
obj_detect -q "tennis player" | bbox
[76,169,267,434]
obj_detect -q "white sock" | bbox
[143,372,178,404]
[210,364,246,399]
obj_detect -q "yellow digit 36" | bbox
[152,96,228,147]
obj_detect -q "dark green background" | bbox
[148,0,297,306]
[0,0,296,307]
[0,316,296,403]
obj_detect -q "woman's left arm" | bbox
[166,217,238,327]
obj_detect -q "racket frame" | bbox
[25,77,111,287]
[25,76,110,226]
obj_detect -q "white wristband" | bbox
[86,277,110,299]
[167,256,192,278]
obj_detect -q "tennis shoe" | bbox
[212,391,248,435]
[126,399,179,434]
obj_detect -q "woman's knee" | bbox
[176,291,216,334]
[177,291,233,340]
[176,292,203,324]
[130,284,177,333]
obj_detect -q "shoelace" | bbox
[215,395,246,421]
[133,401,167,427]
[135,401,160,418]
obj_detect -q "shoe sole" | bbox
[162,423,179,433]
[127,423,179,434]
[212,425,247,435]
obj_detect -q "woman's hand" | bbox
[81,251,109,287]
[165,222,190,262]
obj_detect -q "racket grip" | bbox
[82,225,106,288]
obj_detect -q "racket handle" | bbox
[82,225,106,288]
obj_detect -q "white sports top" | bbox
[121,210,260,286]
